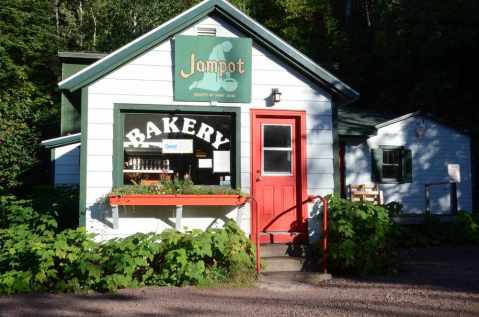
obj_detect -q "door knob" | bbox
[256,170,262,181]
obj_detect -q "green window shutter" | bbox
[371,148,383,182]
[401,149,413,183]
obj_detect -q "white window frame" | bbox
[261,123,293,176]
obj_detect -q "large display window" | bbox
[121,112,236,187]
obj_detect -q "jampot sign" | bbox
[174,35,252,103]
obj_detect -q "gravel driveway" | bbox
[1,246,478,317]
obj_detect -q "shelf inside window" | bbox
[123,169,175,174]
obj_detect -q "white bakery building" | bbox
[42,0,473,242]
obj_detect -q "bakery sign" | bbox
[174,35,252,103]
[124,116,230,150]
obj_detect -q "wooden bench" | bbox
[348,184,384,205]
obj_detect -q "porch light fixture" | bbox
[271,88,282,104]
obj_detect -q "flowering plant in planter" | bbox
[111,179,241,195]
[108,179,248,206]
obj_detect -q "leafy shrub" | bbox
[454,211,479,243]
[147,221,256,287]
[28,185,80,230]
[0,195,58,232]
[393,211,479,248]
[322,195,398,275]
[384,201,403,217]
[0,198,256,294]
[1,185,79,231]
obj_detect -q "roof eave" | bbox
[58,51,108,60]
[41,133,81,149]
[211,5,359,104]
[375,111,421,129]
[58,0,359,104]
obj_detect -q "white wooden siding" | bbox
[345,116,473,213]
[54,143,80,185]
[84,15,334,240]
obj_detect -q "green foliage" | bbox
[396,211,479,248]
[323,195,397,275]
[27,185,80,230]
[0,0,58,191]
[384,201,403,217]
[56,0,202,52]
[452,211,479,244]
[111,179,242,196]
[0,195,57,232]
[1,185,79,231]
[0,197,255,294]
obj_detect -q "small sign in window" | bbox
[448,164,461,183]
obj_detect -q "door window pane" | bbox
[263,150,291,174]
[263,125,291,148]
[262,124,293,175]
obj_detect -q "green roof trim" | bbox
[337,107,470,137]
[374,111,423,129]
[40,133,81,149]
[58,0,359,105]
[58,51,108,60]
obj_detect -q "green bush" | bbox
[322,195,398,275]
[384,201,403,217]
[453,211,479,243]
[27,185,80,230]
[394,211,479,248]
[0,195,58,231]
[0,198,256,294]
[1,185,80,231]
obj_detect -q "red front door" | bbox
[251,110,307,244]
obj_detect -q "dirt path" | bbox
[1,246,478,317]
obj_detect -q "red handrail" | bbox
[308,195,329,274]
[248,194,329,274]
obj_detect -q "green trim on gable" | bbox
[112,104,242,189]
[59,0,358,105]
[41,133,81,149]
[79,87,88,227]
[60,2,218,93]
[61,63,84,135]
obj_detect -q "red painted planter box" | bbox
[108,194,248,206]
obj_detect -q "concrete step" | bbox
[259,232,307,244]
[260,244,308,258]
[262,256,304,273]
[260,271,332,284]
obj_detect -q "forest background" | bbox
[1,0,478,203]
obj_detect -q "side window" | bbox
[372,147,412,183]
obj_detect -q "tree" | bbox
[0,0,58,191]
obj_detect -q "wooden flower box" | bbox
[108,194,248,207]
